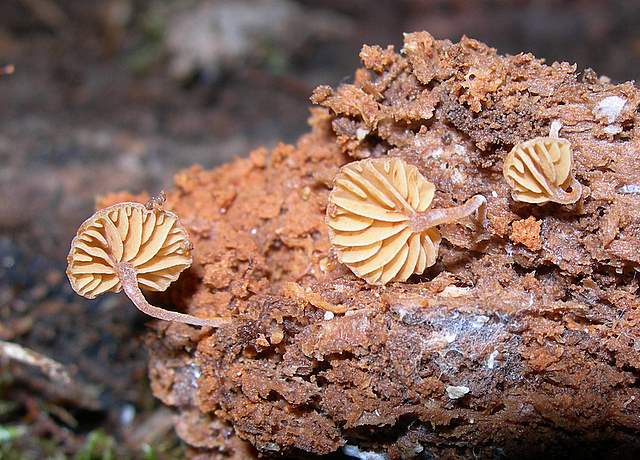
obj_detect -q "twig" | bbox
[0,340,70,384]
[10,366,102,410]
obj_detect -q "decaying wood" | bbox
[143,31,640,459]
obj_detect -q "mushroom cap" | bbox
[66,202,193,299]
[503,136,574,204]
[326,157,441,285]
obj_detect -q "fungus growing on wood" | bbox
[66,200,225,327]
[326,157,486,285]
[503,124,582,204]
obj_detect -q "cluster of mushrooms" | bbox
[326,124,582,285]
[65,124,582,325]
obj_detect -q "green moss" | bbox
[75,430,116,460]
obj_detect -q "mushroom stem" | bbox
[551,178,583,205]
[409,194,487,233]
[116,263,226,327]
[549,120,562,138]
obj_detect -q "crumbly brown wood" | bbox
[146,32,640,459]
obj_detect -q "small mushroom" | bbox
[66,201,225,327]
[326,157,486,285]
[502,125,582,204]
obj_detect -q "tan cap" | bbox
[503,137,582,205]
[326,157,485,285]
[67,202,192,299]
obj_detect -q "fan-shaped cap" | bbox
[503,136,580,204]
[326,157,441,285]
[66,202,193,299]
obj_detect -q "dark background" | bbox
[1,0,639,457]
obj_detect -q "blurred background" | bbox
[1,0,639,457]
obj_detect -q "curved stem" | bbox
[410,195,487,233]
[116,263,227,327]
[551,177,582,205]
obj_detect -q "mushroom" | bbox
[502,123,582,204]
[326,157,486,285]
[66,200,225,327]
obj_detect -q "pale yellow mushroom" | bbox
[326,157,486,285]
[503,126,582,205]
[66,201,225,327]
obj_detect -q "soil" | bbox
[2,1,640,459]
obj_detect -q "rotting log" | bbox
[140,32,640,459]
